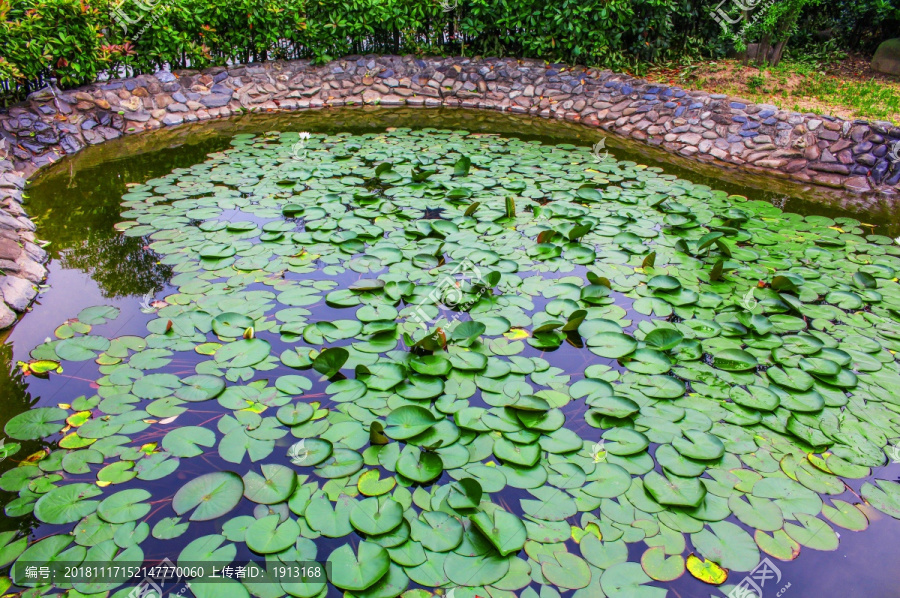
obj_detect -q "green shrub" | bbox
[0,0,893,104]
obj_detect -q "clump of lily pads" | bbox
[3,128,900,598]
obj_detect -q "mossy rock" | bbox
[872,38,900,76]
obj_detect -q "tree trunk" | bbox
[771,39,787,66]
[756,34,771,66]
[770,21,790,66]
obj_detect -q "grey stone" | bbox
[162,114,184,126]
[0,275,36,311]
[200,93,233,108]
[0,302,15,328]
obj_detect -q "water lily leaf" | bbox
[5,407,67,440]
[644,328,683,351]
[783,513,839,550]
[316,448,364,479]
[177,534,236,563]
[822,499,868,531]
[602,428,649,456]
[152,517,189,540]
[57,336,111,361]
[246,514,300,554]
[712,349,758,372]
[288,438,333,467]
[212,312,254,337]
[214,338,271,367]
[97,489,152,523]
[587,332,637,359]
[685,554,727,585]
[243,464,297,504]
[644,471,705,507]
[163,426,216,458]
[767,366,814,391]
[600,562,664,597]
[410,354,452,376]
[172,471,244,521]
[690,521,759,571]
[384,406,439,440]
[175,375,225,402]
[327,541,390,591]
[396,445,443,483]
[542,551,592,589]
[672,429,725,461]
[350,496,404,535]
[641,546,685,582]
[313,347,349,377]
[470,506,526,557]
[355,469,395,498]
[77,306,120,326]
[34,483,102,524]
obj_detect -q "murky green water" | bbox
[3,108,900,598]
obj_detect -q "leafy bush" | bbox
[0,0,894,103]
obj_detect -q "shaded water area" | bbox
[3,107,900,598]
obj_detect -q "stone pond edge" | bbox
[0,54,899,330]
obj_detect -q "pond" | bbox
[3,107,900,598]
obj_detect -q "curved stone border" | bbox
[1,54,899,329]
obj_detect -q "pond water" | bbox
[3,107,900,598]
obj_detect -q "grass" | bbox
[647,57,900,124]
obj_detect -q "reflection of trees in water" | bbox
[59,233,173,298]
[0,342,43,537]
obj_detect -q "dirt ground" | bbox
[644,53,900,123]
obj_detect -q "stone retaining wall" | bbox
[0,54,898,329]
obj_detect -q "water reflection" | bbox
[0,342,42,537]
[12,107,900,598]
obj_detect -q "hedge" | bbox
[0,0,895,103]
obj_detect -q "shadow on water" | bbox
[6,106,900,598]
[0,342,46,538]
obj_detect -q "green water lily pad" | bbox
[5,407,67,440]
[328,541,390,591]
[34,483,102,524]
[173,471,244,521]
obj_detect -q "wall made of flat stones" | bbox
[0,55,898,329]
